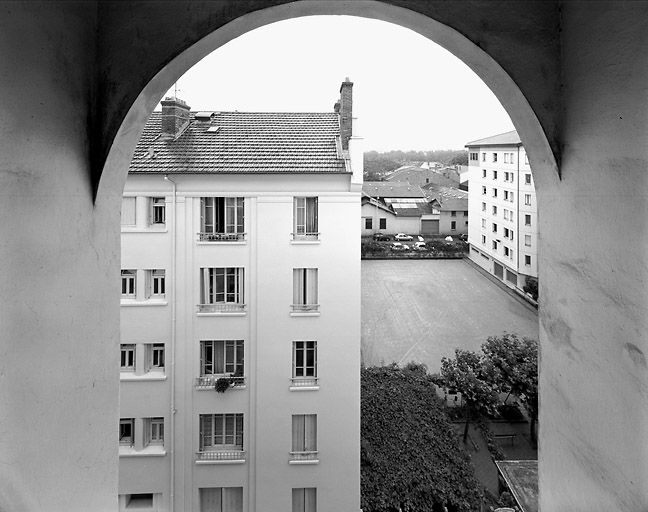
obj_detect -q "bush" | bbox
[215,377,232,393]
[523,277,538,301]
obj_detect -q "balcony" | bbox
[290,304,319,313]
[198,232,246,242]
[289,451,319,464]
[291,232,320,242]
[290,377,319,389]
[195,375,246,390]
[196,450,246,464]
[197,303,246,314]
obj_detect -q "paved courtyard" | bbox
[362,259,539,372]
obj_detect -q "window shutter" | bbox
[144,270,152,299]
[292,489,305,512]
[305,415,317,451]
[200,488,222,512]
[223,488,242,512]
[292,415,305,451]
[304,488,316,512]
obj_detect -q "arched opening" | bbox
[99,3,553,511]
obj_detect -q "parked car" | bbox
[394,233,413,241]
[390,242,410,251]
[372,232,391,241]
[459,233,468,242]
[417,236,425,242]
[413,241,427,251]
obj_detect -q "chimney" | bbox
[338,78,353,150]
[161,97,190,139]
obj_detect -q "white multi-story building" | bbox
[118,81,361,512]
[466,130,538,293]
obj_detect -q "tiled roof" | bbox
[129,111,348,174]
[362,181,425,198]
[465,130,521,147]
[422,184,468,211]
[385,166,460,187]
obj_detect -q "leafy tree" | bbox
[440,350,499,442]
[482,334,538,445]
[448,152,468,166]
[523,276,538,301]
[361,364,482,512]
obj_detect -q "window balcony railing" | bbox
[290,304,319,312]
[195,375,246,389]
[197,303,246,313]
[198,232,246,242]
[290,451,319,461]
[196,450,246,462]
[290,377,319,387]
[291,232,320,241]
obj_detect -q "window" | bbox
[292,488,317,512]
[481,186,486,195]
[146,343,164,371]
[492,240,498,250]
[503,210,509,221]
[525,255,532,265]
[504,228,509,238]
[379,218,387,229]
[525,214,532,226]
[120,419,134,446]
[492,205,497,215]
[482,153,486,161]
[150,197,165,225]
[200,197,245,241]
[492,170,498,180]
[470,152,479,161]
[126,494,153,509]
[492,153,498,162]
[451,210,457,217]
[525,234,532,247]
[201,340,244,376]
[481,202,486,211]
[525,194,532,206]
[146,417,164,446]
[364,217,372,230]
[481,235,486,244]
[492,188,498,198]
[199,488,243,512]
[504,246,510,257]
[121,197,136,226]
[525,173,532,184]
[293,197,318,239]
[120,344,135,371]
[525,153,529,165]
[292,414,317,456]
[510,153,515,164]
[465,220,468,226]
[451,221,456,230]
[293,341,317,380]
[482,169,487,178]
[145,269,165,298]
[509,192,514,202]
[481,219,486,228]
[199,414,243,451]
[121,270,136,298]
[292,268,318,311]
[463,211,468,217]
[504,153,509,164]
[199,268,245,311]
[492,223,498,233]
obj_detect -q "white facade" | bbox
[119,172,360,512]
[467,141,538,292]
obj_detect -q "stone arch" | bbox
[95,0,559,212]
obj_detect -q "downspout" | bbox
[164,175,177,511]
[516,148,520,281]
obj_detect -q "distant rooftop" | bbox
[465,130,522,148]
[362,181,425,198]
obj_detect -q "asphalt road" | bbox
[361,259,539,372]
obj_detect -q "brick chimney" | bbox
[338,78,353,150]
[160,97,190,139]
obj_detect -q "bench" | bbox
[493,433,517,445]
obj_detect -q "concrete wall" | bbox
[1,1,647,510]
[439,211,468,236]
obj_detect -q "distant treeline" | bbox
[364,149,467,180]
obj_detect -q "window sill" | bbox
[288,459,319,465]
[289,386,319,392]
[196,312,247,317]
[119,446,167,457]
[195,459,246,465]
[290,312,320,317]
[120,300,168,307]
[120,373,167,382]
[290,240,321,245]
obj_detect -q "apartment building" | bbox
[466,130,538,293]
[119,81,361,512]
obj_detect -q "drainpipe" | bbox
[516,148,520,283]
[164,174,177,511]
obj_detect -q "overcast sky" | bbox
[163,16,514,152]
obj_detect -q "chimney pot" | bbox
[161,97,191,139]
[337,78,353,150]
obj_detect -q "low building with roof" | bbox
[118,80,361,511]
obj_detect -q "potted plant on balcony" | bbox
[215,377,232,393]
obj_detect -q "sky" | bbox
[162,16,514,152]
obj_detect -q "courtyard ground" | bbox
[361,259,539,372]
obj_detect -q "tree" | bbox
[440,350,499,442]
[523,276,538,301]
[448,152,468,166]
[361,364,482,512]
[481,334,538,445]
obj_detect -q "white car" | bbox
[394,233,413,241]
[390,242,410,251]
[413,241,427,251]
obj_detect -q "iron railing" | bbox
[198,232,246,242]
[197,303,246,313]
